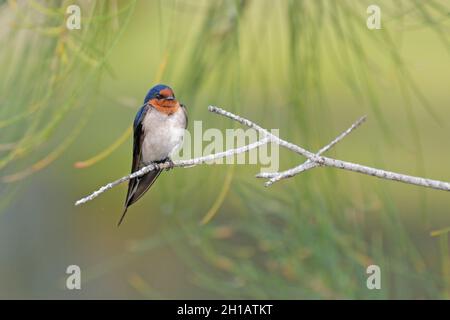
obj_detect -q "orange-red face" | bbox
[148,88,180,115]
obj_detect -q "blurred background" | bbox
[0,0,450,299]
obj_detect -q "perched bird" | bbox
[118,84,187,225]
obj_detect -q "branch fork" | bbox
[75,106,450,206]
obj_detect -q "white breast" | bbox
[141,107,186,164]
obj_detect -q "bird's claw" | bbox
[165,159,175,171]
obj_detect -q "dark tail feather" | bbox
[118,169,162,226]
[118,207,129,227]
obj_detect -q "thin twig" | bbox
[208,106,450,192]
[75,136,270,205]
[75,106,450,206]
[256,115,367,186]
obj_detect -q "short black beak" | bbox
[165,96,175,101]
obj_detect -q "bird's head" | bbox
[144,84,179,115]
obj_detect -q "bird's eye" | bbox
[155,93,163,99]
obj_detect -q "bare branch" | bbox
[75,136,270,205]
[75,106,450,206]
[257,115,367,186]
[208,106,450,192]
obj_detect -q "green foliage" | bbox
[1,0,450,299]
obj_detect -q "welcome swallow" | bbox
[118,84,187,225]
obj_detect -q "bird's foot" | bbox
[164,158,175,171]
[156,158,174,171]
